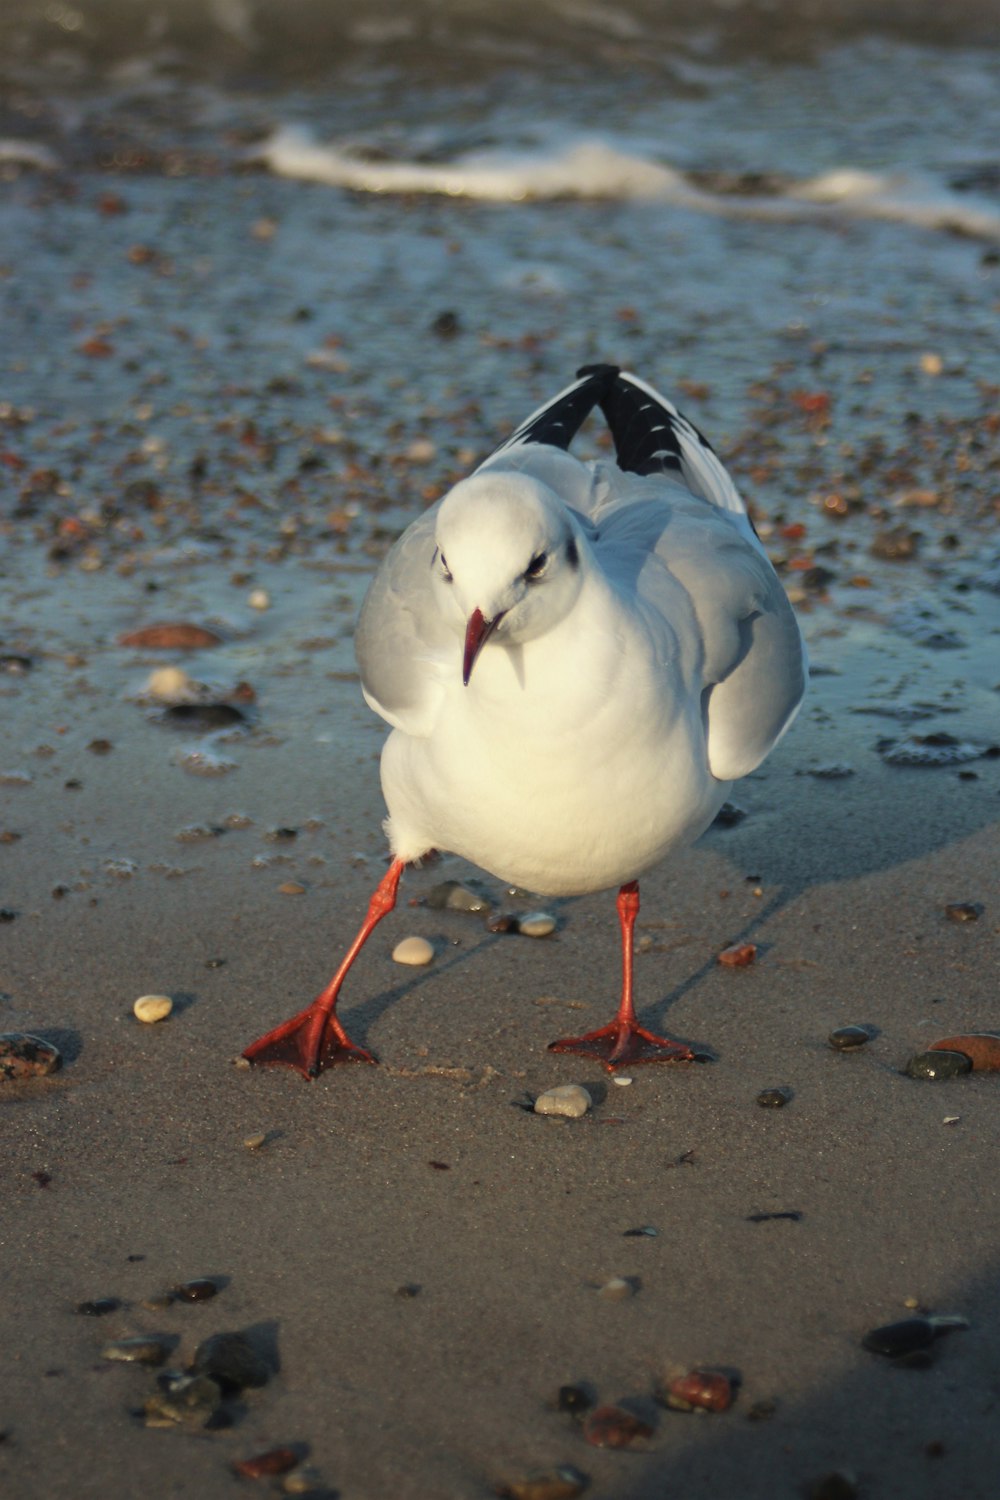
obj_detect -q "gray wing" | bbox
[595,471,806,781]
[354,506,454,737]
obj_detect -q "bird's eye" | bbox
[525,552,548,581]
[437,550,453,582]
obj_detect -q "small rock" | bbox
[144,1371,223,1428]
[904,1050,972,1080]
[582,1405,653,1449]
[172,1277,220,1302]
[612,1074,633,1086]
[243,1132,267,1150]
[119,623,223,650]
[232,1447,300,1480]
[0,1034,62,1081]
[862,1314,968,1360]
[101,1336,171,1366]
[717,942,756,967]
[871,525,920,561]
[712,801,746,827]
[659,1369,734,1413]
[556,1384,593,1418]
[192,1331,270,1392]
[930,1034,1000,1071]
[146,666,196,702]
[424,879,490,913]
[281,1466,327,1495]
[76,1297,123,1317]
[746,1397,778,1421]
[517,911,557,938]
[392,935,435,966]
[133,994,173,1024]
[756,1086,793,1108]
[495,1469,587,1500]
[806,1471,859,1500]
[944,902,984,923]
[597,1276,634,1302]
[534,1084,592,1119]
[486,911,518,933]
[248,589,270,610]
[278,881,306,896]
[828,1025,871,1051]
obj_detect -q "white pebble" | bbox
[598,1276,634,1302]
[248,588,271,611]
[133,994,173,1024]
[612,1074,634,1087]
[518,911,556,938]
[534,1083,592,1119]
[392,935,435,966]
[146,666,193,702]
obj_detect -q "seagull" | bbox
[243,365,806,1078]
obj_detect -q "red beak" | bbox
[463,608,503,686]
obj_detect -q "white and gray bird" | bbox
[244,365,806,1077]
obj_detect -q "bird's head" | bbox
[432,471,585,685]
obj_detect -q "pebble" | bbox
[717,942,756,967]
[145,666,196,701]
[192,1330,270,1391]
[278,881,306,896]
[806,1471,859,1500]
[904,1050,972,1080]
[597,1276,634,1301]
[495,1470,587,1500]
[582,1405,653,1449]
[243,1132,267,1150]
[612,1074,633,1086]
[486,911,518,933]
[0,1033,62,1081]
[101,1336,172,1366]
[144,1371,223,1428]
[534,1084,592,1119]
[120,623,223,650]
[392,935,435,966]
[828,1025,871,1051]
[862,1314,968,1360]
[930,1034,1000,1071]
[425,879,490,913]
[232,1448,300,1480]
[660,1369,734,1413]
[556,1385,593,1418]
[944,902,984,922]
[133,994,173,1024]
[76,1297,123,1316]
[281,1466,327,1495]
[756,1086,793,1108]
[518,911,557,938]
[248,588,270,610]
[172,1277,220,1302]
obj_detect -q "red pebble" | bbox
[930,1034,1000,1072]
[582,1404,653,1449]
[664,1370,733,1412]
[118,623,223,649]
[717,943,756,968]
[232,1447,299,1479]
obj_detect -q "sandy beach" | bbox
[2,9,1000,1495]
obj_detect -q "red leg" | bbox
[548,881,697,1071]
[243,857,405,1080]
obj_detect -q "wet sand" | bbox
[1,161,999,1500]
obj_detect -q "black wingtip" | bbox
[495,364,624,457]
[575,363,621,384]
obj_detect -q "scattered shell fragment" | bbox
[534,1084,592,1119]
[0,1034,62,1080]
[232,1447,300,1480]
[119,623,223,650]
[144,1371,223,1428]
[944,902,984,923]
[660,1370,734,1413]
[612,1074,633,1086]
[756,1086,792,1108]
[597,1276,635,1302]
[904,1050,972,1081]
[102,1336,172,1366]
[192,1330,270,1391]
[392,935,434,966]
[133,994,173,1024]
[862,1314,968,1360]
[828,1025,871,1051]
[518,911,557,938]
[495,1469,587,1500]
[582,1405,653,1449]
[930,1034,1000,1071]
[718,942,756,967]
